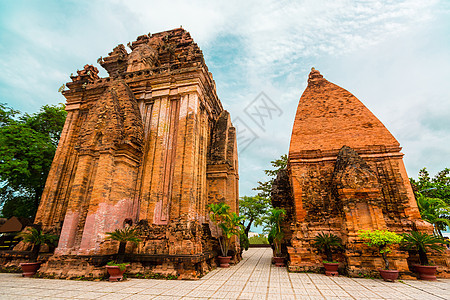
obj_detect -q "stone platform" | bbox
[0,248,449,299]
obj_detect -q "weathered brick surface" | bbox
[30,28,239,279]
[273,68,449,278]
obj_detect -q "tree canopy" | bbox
[239,195,271,237]
[0,103,67,219]
[410,167,450,205]
[410,167,450,236]
[239,154,287,237]
[253,154,287,199]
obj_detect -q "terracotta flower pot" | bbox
[106,265,128,282]
[379,269,399,282]
[323,262,339,276]
[218,256,232,268]
[414,265,437,280]
[20,262,41,277]
[273,256,285,267]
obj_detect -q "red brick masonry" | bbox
[272,68,449,278]
[30,28,239,279]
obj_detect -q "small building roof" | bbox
[0,216,32,233]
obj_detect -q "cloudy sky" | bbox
[1,0,449,197]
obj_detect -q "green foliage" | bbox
[358,230,402,270]
[248,234,269,245]
[240,233,249,250]
[0,103,67,218]
[410,167,450,236]
[265,208,285,256]
[239,195,271,237]
[105,226,141,263]
[401,231,448,266]
[130,273,178,280]
[105,227,141,244]
[410,167,450,207]
[416,195,450,236]
[16,227,59,261]
[208,202,244,256]
[106,261,129,271]
[312,232,342,262]
[253,154,287,199]
[16,227,59,247]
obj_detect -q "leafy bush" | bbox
[208,202,244,256]
[402,231,448,265]
[358,229,402,270]
[240,233,249,250]
[265,208,285,256]
[248,235,269,245]
[313,232,342,263]
[16,227,59,261]
[105,227,141,263]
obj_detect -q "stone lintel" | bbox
[289,150,404,164]
[151,80,199,97]
[338,188,382,199]
[65,102,81,111]
[206,163,234,178]
[76,148,141,165]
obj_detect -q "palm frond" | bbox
[105,227,141,244]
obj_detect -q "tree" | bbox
[105,227,141,263]
[313,233,342,263]
[402,231,448,266]
[410,167,450,206]
[358,230,403,270]
[240,154,287,237]
[410,167,450,235]
[253,154,287,199]
[416,195,450,237]
[0,103,67,219]
[239,195,271,237]
[265,207,286,256]
[208,202,244,257]
[16,227,59,261]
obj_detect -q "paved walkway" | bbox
[0,248,449,299]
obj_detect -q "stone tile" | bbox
[73,291,110,299]
[98,293,135,300]
[0,248,449,300]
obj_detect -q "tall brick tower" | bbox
[272,68,445,277]
[34,28,238,278]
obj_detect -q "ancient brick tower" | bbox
[34,28,238,278]
[272,68,441,277]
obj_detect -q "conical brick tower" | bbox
[272,68,446,277]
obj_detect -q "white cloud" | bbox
[0,0,448,195]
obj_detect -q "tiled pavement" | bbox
[0,248,449,299]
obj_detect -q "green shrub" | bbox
[248,235,269,245]
[358,229,402,270]
[402,231,448,265]
[240,233,249,250]
[312,232,342,263]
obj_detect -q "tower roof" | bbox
[289,68,400,157]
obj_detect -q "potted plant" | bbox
[16,227,58,277]
[358,229,403,281]
[402,231,448,280]
[209,202,244,267]
[266,208,286,267]
[313,232,342,276]
[104,226,141,281]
